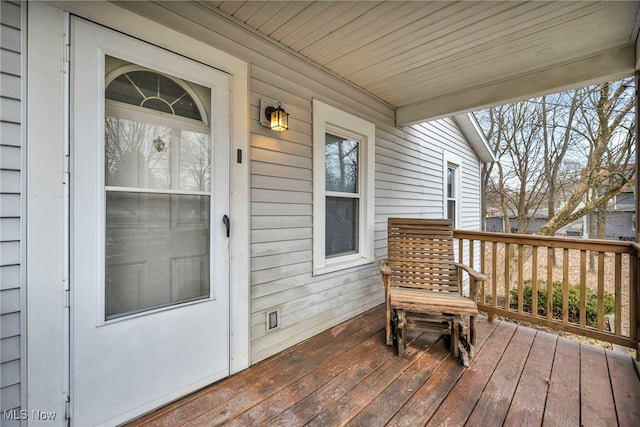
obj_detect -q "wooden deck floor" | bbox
[128,305,640,426]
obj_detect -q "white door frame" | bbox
[26,2,250,423]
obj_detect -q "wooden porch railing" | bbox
[453,230,639,359]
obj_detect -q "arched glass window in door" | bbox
[104,56,213,320]
[106,69,203,120]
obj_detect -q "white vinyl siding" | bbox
[114,1,485,363]
[0,0,22,420]
[31,1,487,367]
[373,121,483,258]
[248,79,383,361]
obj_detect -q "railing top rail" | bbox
[453,229,636,254]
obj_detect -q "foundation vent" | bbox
[266,309,280,332]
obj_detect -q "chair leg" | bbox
[386,306,392,346]
[469,315,476,359]
[451,319,460,358]
[396,309,406,357]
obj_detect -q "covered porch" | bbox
[128,304,640,426]
[9,2,640,425]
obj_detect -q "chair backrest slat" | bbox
[387,218,459,293]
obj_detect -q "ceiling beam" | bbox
[397,46,635,126]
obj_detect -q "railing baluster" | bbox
[480,240,486,305]
[532,246,538,319]
[505,243,511,311]
[598,252,605,332]
[518,244,524,314]
[580,250,587,329]
[547,248,553,321]
[563,248,569,325]
[615,253,622,336]
[492,241,498,311]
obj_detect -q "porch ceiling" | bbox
[206,0,640,125]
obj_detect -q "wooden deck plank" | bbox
[503,330,557,426]
[222,330,388,426]
[130,308,385,426]
[422,321,516,426]
[384,318,499,427]
[606,350,640,426]
[126,306,640,427]
[386,355,465,427]
[344,337,452,426]
[580,344,617,426]
[465,326,537,425]
[382,321,504,426]
[263,343,399,425]
[543,337,581,427]
[304,332,441,426]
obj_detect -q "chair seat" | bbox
[390,287,478,316]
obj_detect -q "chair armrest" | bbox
[454,263,487,300]
[454,263,487,282]
[379,259,392,276]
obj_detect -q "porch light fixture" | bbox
[260,98,289,132]
[265,102,288,132]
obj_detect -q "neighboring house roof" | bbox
[452,113,496,164]
[486,210,550,220]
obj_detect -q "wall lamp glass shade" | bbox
[265,103,288,132]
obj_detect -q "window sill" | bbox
[313,254,375,276]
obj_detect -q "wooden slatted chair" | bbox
[379,218,487,366]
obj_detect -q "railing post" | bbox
[630,243,639,362]
[634,245,640,361]
[635,70,639,243]
[634,70,639,361]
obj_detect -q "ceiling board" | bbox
[300,2,424,60]
[205,1,640,123]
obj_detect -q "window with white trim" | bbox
[313,100,375,275]
[444,154,461,228]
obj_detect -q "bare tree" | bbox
[479,100,548,234]
[538,79,635,236]
[477,77,635,239]
[541,91,582,226]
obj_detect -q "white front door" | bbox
[71,18,230,426]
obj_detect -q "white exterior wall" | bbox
[9,2,488,419]
[111,2,389,362]
[247,79,482,359]
[248,72,385,362]
[247,50,483,362]
[96,2,485,363]
[374,120,483,257]
[0,1,23,422]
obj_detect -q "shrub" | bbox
[510,279,614,326]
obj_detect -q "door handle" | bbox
[223,215,230,237]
